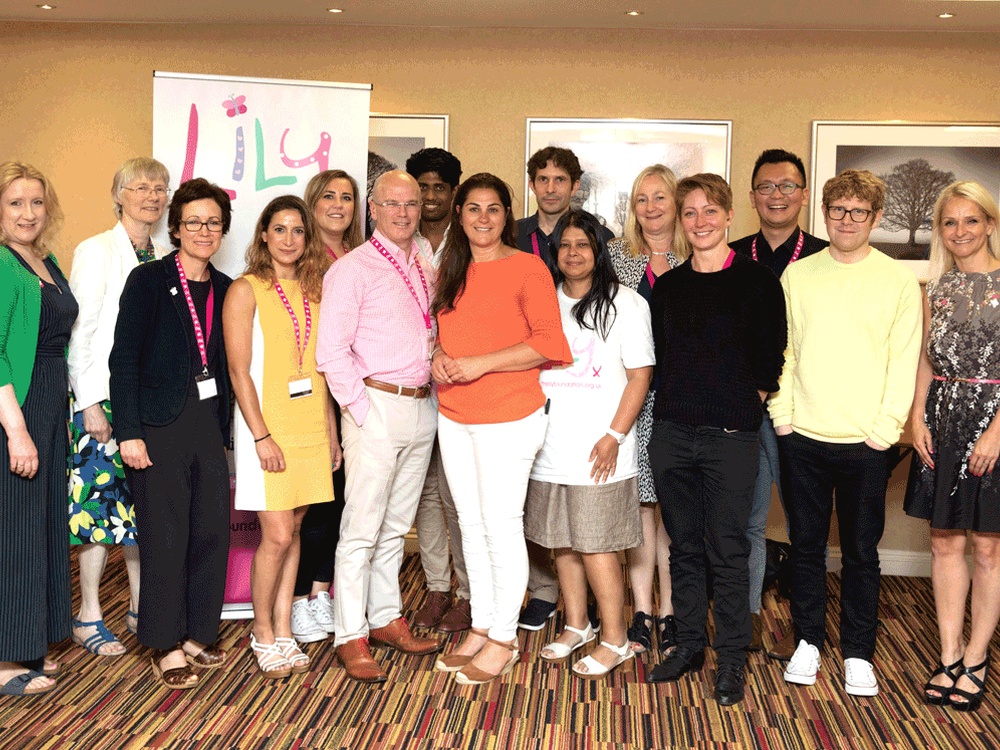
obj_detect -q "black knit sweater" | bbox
[650,252,786,431]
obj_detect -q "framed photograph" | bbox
[810,121,1000,281]
[524,118,732,236]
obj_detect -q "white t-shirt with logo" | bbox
[531,284,655,486]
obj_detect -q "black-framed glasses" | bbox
[181,218,225,232]
[826,206,873,222]
[754,182,803,196]
[374,200,421,212]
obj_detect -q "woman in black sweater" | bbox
[645,173,786,706]
[109,178,233,690]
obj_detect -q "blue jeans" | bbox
[748,410,782,614]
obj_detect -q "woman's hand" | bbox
[911,419,935,469]
[443,355,489,384]
[82,404,112,444]
[589,434,619,484]
[331,439,343,472]
[7,427,39,478]
[969,427,1000,477]
[256,436,286,473]
[120,439,152,470]
[431,349,454,385]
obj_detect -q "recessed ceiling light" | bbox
[327,7,343,12]
[36,3,56,8]
[625,10,642,16]
[938,12,954,18]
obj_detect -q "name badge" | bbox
[289,376,313,400]
[196,373,218,401]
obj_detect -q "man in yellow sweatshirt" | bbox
[769,169,921,698]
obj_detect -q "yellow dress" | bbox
[233,274,334,511]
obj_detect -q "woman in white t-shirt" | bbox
[524,210,654,680]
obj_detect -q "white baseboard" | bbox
[825,547,943,578]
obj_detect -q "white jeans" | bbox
[437,407,548,641]
[333,387,437,646]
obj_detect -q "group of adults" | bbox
[0,141,997,712]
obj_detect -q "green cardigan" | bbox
[0,244,58,406]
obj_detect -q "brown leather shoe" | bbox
[336,637,387,683]
[369,617,443,655]
[767,630,796,661]
[748,613,763,653]
[412,591,451,629]
[437,598,472,633]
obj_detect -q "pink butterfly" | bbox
[222,95,247,118]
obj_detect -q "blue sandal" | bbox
[1,670,54,696]
[126,610,139,635]
[72,618,125,657]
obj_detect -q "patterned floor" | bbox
[0,549,997,749]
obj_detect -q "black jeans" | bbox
[649,420,759,667]
[778,431,890,660]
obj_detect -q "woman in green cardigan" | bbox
[0,162,79,696]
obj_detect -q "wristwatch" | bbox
[606,428,626,445]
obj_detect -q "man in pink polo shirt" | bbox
[317,170,441,682]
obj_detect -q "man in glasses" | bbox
[317,170,442,682]
[769,169,921,698]
[731,149,827,660]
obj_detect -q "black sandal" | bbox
[657,615,678,655]
[923,657,962,705]
[949,656,990,712]
[627,612,653,653]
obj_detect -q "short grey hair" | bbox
[111,157,170,219]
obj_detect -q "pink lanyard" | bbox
[722,249,736,269]
[174,254,214,375]
[645,262,656,289]
[933,375,1000,385]
[752,230,804,265]
[370,236,432,332]
[531,232,541,257]
[273,279,311,374]
[326,242,350,262]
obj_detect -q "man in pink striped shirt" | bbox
[317,170,441,683]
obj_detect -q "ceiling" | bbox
[2,0,999,32]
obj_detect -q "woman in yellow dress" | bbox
[224,195,336,678]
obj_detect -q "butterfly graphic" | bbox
[222,94,247,118]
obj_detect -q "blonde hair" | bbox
[0,161,63,259]
[245,195,330,303]
[673,173,733,262]
[304,169,364,251]
[928,181,1000,281]
[622,165,679,260]
[111,157,170,219]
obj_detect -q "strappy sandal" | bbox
[454,637,519,685]
[126,610,139,635]
[949,656,990,712]
[150,650,199,690]
[275,637,310,674]
[572,639,635,680]
[923,657,962,705]
[628,612,653,653]
[0,670,55,696]
[250,635,292,679]
[657,615,678,654]
[539,623,595,663]
[72,618,125,657]
[436,628,488,672]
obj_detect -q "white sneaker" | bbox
[844,658,879,697]
[291,598,327,644]
[308,591,336,634]
[783,640,821,686]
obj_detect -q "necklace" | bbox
[650,250,672,256]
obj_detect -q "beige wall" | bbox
[3,20,997,556]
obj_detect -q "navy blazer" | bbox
[109,250,232,444]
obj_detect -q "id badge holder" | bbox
[289,373,313,400]
[196,371,218,400]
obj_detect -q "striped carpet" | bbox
[0,548,997,749]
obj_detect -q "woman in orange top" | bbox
[430,173,571,685]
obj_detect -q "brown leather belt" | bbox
[363,378,432,399]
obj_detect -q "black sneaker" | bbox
[647,645,705,683]
[714,664,746,706]
[518,598,557,630]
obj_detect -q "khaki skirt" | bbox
[524,477,642,554]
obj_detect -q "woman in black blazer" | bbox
[109,178,233,690]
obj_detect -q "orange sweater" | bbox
[437,252,571,424]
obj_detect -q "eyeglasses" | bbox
[181,219,225,232]
[826,206,873,222]
[123,185,171,198]
[754,182,803,196]
[374,200,421,212]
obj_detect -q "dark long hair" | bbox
[432,173,517,315]
[550,209,619,341]
[245,195,329,302]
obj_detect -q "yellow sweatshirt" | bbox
[768,247,921,446]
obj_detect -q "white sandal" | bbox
[572,639,634,679]
[250,634,292,679]
[275,637,310,674]
[540,623,595,663]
